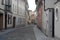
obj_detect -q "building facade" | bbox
[28,10,36,24]
[0,0,26,30]
[0,0,5,30]
[36,0,60,39]
[54,0,60,39]
[25,0,29,25]
[42,0,57,37]
[35,0,43,30]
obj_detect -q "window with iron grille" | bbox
[8,14,12,24]
[6,0,11,12]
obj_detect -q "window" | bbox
[8,0,11,5]
[5,0,8,5]
[6,6,11,11]
[5,0,11,11]
[13,4,14,12]
[8,14,12,24]
[1,0,5,5]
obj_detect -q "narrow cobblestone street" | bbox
[0,25,36,40]
[0,0,60,40]
[0,24,59,40]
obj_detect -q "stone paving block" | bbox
[0,25,36,40]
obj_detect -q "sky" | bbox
[27,0,36,11]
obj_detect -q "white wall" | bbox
[43,0,58,37]
[55,2,60,38]
[0,0,4,9]
[42,1,49,34]
[42,1,54,36]
[45,0,57,9]
[18,0,25,16]
[11,0,25,26]
[12,0,17,14]
[42,10,49,35]
[15,15,19,25]
[17,0,25,25]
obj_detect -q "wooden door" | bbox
[0,14,3,30]
[13,17,16,28]
[49,8,54,37]
[5,14,7,29]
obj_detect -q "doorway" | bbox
[0,14,3,30]
[13,17,16,28]
[52,9,54,37]
[49,8,54,37]
[5,14,7,29]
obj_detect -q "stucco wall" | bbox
[18,0,25,16]
[55,2,60,38]
[42,1,54,36]
[45,0,57,9]
[11,0,25,26]
[42,10,49,34]
[12,0,17,14]
[0,0,4,9]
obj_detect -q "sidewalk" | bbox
[0,24,36,40]
[33,25,60,40]
[33,25,49,40]
[0,24,31,36]
[0,24,60,40]
[0,25,20,36]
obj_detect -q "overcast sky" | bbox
[27,0,36,11]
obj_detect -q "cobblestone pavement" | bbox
[33,25,48,40]
[33,25,60,40]
[0,25,36,40]
[0,24,59,40]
